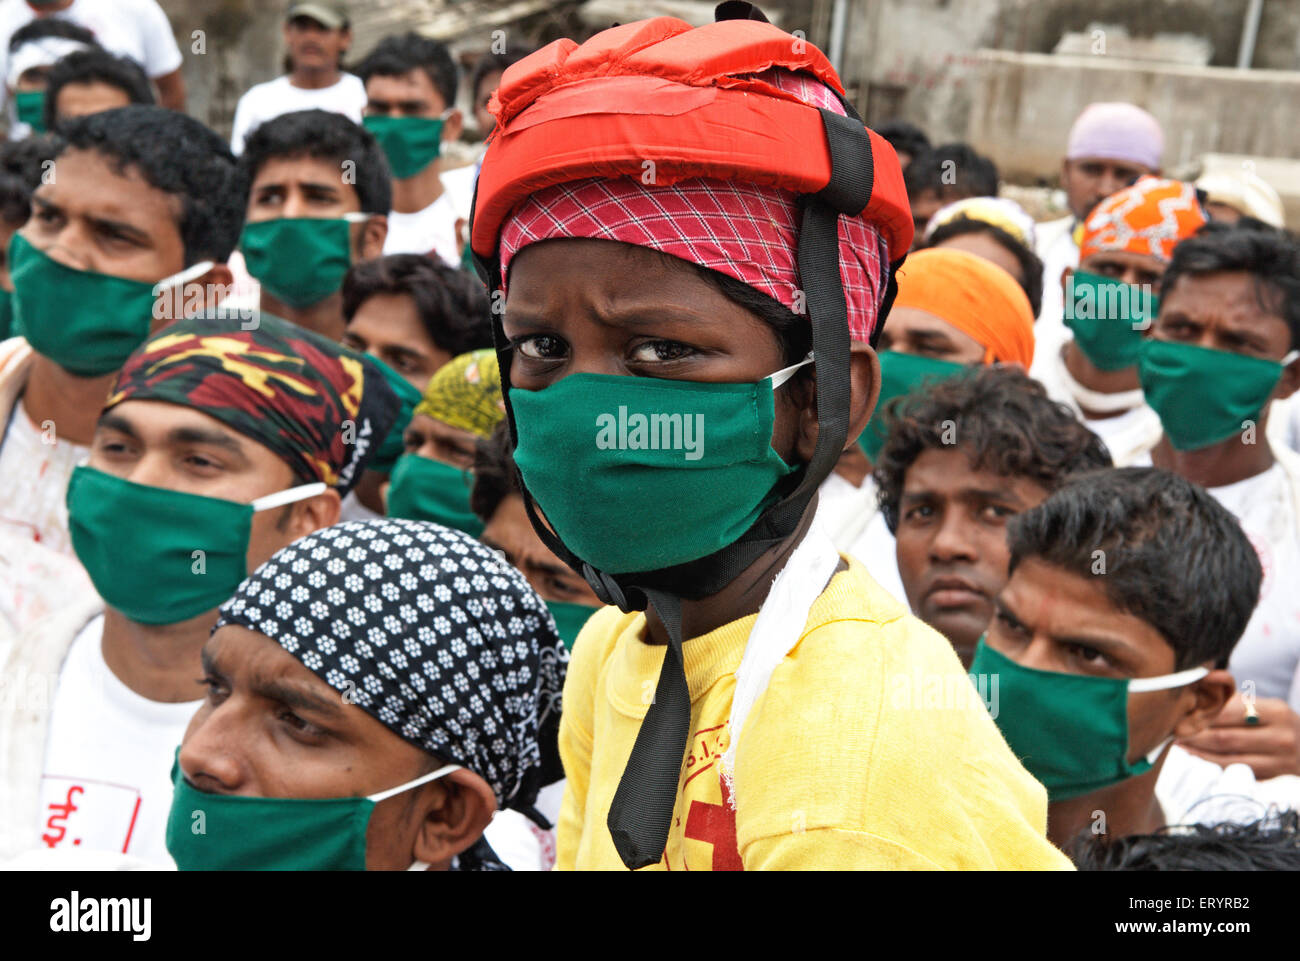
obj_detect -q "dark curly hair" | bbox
[921,218,1044,318]
[1073,810,1300,870]
[874,365,1111,533]
[57,106,246,265]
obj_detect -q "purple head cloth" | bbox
[1066,102,1165,171]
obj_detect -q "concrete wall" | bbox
[157,0,290,138]
[967,49,1300,181]
[841,0,1300,146]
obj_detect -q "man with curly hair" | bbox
[874,365,1110,666]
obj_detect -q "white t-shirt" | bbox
[1202,464,1300,707]
[814,472,908,606]
[339,489,383,523]
[383,164,478,267]
[1157,743,1300,827]
[0,397,90,555]
[1082,405,1162,468]
[37,616,200,868]
[229,73,367,155]
[1032,215,1077,369]
[1,0,182,140]
[0,0,181,79]
[1271,393,1300,455]
[848,510,909,605]
[481,778,565,872]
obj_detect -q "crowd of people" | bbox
[0,0,1298,872]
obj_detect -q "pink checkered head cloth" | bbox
[497,70,891,343]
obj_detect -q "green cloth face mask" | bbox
[166,751,462,870]
[546,598,599,651]
[67,466,326,626]
[11,233,214,377]
[15,89,46,133]
[1138,339,1299,451]
[385,452,483,537]
[240,214,370,309]
[858,351,966,462]
[363,113,448,179]
[0,287,12,341]
[1064,270,1158,372]
[511,355,812,575]
[970,637,1208,802]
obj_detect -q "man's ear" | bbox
[153,264,235,326]
[792,341,879,464]
[359,214,388,261]
[846,341,881,450]
[289,489,342,539]
[338,28,352,54]
[442,108,464,143]
[1171,668,1235,739]
[1273,353,1300,403]
[411,768,497,869]
[199,264,235,313]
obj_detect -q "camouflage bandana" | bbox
[106,313,400,496]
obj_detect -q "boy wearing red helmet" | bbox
[471,11,1069,870]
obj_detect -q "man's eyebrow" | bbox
[383,345,424,361]
[1049,630,1141,662]
[85,212,153,246]
[965,485,1034,507]
[251,676,345,719]
[168,426,252,461]
[899,488,938,504]
[299,180,344,195]
[994,594,1137,659]
[908,327,956,344]
[531,558,576,579]
[96,410,140,438]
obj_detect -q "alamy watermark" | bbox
[153,281,258,330]
[1063,274,1157,330]
[596,409,704,461]
[889,668,1000,719]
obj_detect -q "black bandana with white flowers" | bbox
[215,519,568,869]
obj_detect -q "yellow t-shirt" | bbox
[556,556,1073,870]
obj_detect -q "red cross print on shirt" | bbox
[683,773,743,871]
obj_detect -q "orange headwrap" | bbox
[1079,175,1207,265]
[891,247,1035,368]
